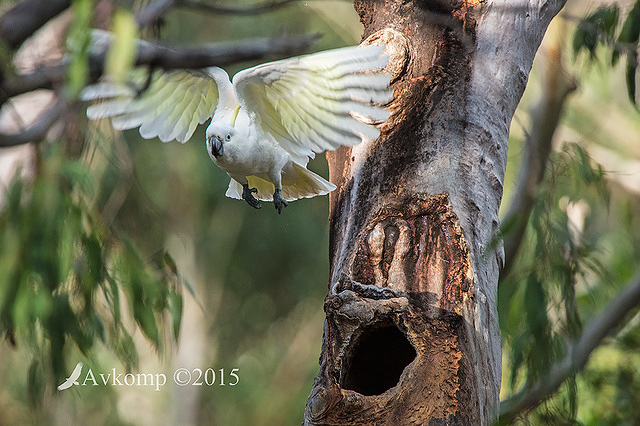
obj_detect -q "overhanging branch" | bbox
[0,98,67,147]
[130,34,321,69]
[2,34,319,99]
[176,0,334,16]
[499,271,640,422]
[0,0,70,50]
[0,34,319,146]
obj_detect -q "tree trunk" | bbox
[304,1,566,424]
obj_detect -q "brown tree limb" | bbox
[0,34,319,146]
[1,64,66,99]
[129,33,321,69]
[499,271,640,423]
[0,0,70,50]
[0,98,68,147]
[2,34,318,99]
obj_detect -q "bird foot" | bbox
[273,189,288,214]
[242,184,261,209]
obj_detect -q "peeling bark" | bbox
[305,0,566,424]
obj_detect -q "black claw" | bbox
[273,189,288,214]
[242,184,261,209]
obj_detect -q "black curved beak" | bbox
[209,136,224,158]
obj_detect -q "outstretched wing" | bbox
[232,45,392,164]
[82,68,223,143]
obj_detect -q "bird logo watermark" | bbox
[57,362,83,391]
[57,362,239,391]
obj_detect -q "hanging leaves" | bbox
[0,145,183,395]
[499,143,611,423]
[572,4,619,60]
[573,0,640,107]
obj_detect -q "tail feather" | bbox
[225,162,336,202]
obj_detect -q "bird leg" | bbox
[273,188,288,214]
[242,183,261,209]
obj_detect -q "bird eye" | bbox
[225,134,231,141]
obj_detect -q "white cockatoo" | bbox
[82,43,393,213]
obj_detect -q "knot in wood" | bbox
[324,295,344,312]
[307,387,333,421]
[361,28,409,83]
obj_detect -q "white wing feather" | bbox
[82,69,222,143]
[233,45,392,162]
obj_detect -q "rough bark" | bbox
[304,0,566,424]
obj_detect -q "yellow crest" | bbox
[230,105,240,127]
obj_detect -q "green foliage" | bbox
[66,0,95,98]
[572,4,619,60]
[573,0,640,106]
[0,144,182,401]
[24,2,351,421]
[578,346,640,426]
[500,143,612,423]
[618,1,640,105]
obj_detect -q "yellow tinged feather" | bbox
[231,104,241,127]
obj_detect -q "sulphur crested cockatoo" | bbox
[82,44,392,213]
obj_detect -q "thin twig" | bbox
[499,271,640,422]
[131,34,321,69]
[1,34,320,103]
[136,0,176,28]
[0,98,67,147]
[176,0,331,16]
[100,134,135,225]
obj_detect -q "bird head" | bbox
[206,123,236,159]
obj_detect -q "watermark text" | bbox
[58,363,239,392]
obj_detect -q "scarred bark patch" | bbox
[305,195,478,425]
[351,194,474,317]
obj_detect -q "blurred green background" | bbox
[0,0,639,425]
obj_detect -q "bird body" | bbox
[83,42,392,213]
[206,100,335,209]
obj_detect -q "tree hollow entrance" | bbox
[341,323,416,396]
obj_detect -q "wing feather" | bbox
[82,68,223,143]
[233,45,392,159]
[271,86,370,149]
[269,72,386,147]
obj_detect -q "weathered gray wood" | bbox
[304,1,566,424]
